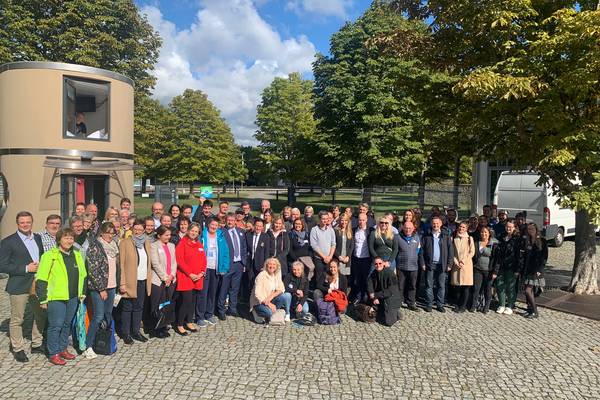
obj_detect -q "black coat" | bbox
[191,210,215,232]
[270,231,290,273]
[288,230,311,261]
[367,266,402,310]
[246,232,274,274]
[421,231,454,270]
[492,235,523,274]
[283,273,309,311]
[521,239,548,278]
[0,232,44,295]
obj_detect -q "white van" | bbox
[493,171,575,247]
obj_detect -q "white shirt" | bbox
[354,228,369,258]
[136,247,148,280]
[206,235,218,270]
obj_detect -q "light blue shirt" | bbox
[432,231,441,264]
[17,230,40,272]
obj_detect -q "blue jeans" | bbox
[47,297,78,356]
[86,288,116,348]
[254,292,292,319]
[196,268,218,321]
[216,262,244,315]
[425,265,447,308]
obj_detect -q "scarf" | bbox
[75,232,88,246]
[99,237,119,258]
[457,231,469,239]
[292,230,307,246]
[133,233,147,249]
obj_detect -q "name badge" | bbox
[198,248,204,253]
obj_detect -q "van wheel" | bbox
[551,228,564,247]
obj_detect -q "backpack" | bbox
[269,309,286,326]
[316,298,340,325]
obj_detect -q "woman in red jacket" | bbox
[175,222,206,336]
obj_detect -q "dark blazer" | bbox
[351,226,372,259]
[334,229,354,268]
[270,231,290,273]
[0,232,44,295]
[421,230,454,271]
[246,232,274,274]
[316,274,348,295]
[192,210,215,232]
[222,226,247,269]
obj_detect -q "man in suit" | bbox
[217,213,248,319]
[246,218,274,289]
[0,211,45,362]
[421,216,454,312]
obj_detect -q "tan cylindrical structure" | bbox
[0,62,134,237]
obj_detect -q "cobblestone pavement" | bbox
[0,280,599,400]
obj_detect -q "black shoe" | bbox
[468,307,476,313]
[123,336,134,345]
[14,350,28,363]
[425,307,432,313]
[174,327,189,336]
[161,329,171,338]
[226,309,240,317]
[217,313,227,321]
[31,346,46,355]
[407,304,420,312]
[454,307,465,313]
[437,306,446,313]
[482,308,490,314]
[132,333,148,343]
[525,312,538,319]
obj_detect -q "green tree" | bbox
[169,89,246,191]
[255,73,318,185]
[240,146,278,186]
[0,0,161,94]
[312,4,431,202]
[388,0,600,293]
[134,96,176,182]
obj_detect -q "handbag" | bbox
[94,319,118,355]
[72,298,88,352]
[153,300,174,330]
[269,309,286,326]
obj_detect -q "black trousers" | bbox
[351,256,371,302]
[176,290,196,326]
[472,269,492,311]
[455,285,470,310]
[398,270,418,306]
[312,256,328,287]
[148,283,176,331]
[121,280,146,337]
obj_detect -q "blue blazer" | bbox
[221,227,247,269]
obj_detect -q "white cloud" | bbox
[286,0,353,20]
[141,0,316,145]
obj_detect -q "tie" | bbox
[231,229,239,259]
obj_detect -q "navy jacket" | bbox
[246,232,274,274]
[222,227,247,269]
[0,232,44,295]
[421,230,454,271]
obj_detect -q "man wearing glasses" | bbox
[37,215,62,252]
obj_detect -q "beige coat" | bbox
[119,238,152,298]
[150,241,178,287]
[451,235,475,286]
[250,270,284,309]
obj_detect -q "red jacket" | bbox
[175,236,207,291]
[324,290,349,314]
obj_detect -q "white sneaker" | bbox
[83,347,97,360]
[496,306,506,314]
[503,308,513,315]
[284,314,291,323]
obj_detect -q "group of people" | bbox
[0,197,547,366]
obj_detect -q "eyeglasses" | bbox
[374,262,384,266]
[379,222,389,225]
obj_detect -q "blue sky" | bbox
[135,0,372,144]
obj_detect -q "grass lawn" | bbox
[132,189,470,219]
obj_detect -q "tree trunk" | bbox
[362,185,373,204]
[189,182,194,197]
[141,177,147,193]
[418,168,426,210]
[569,208,599,295]
[452,156,460,209]
[287,184,296,206]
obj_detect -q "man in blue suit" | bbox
[217,213,248,319]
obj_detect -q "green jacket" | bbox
[35,247,87,304]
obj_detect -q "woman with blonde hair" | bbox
[452,222,475,313]
[368,217,398,268]
[250,258,292,324]
[104,207,119,223]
